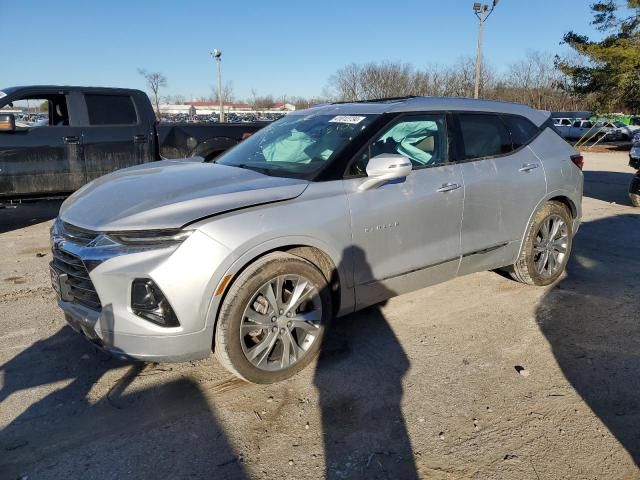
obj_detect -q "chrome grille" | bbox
[59,222,99,246]
[51,247,102,311]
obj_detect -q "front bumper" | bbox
[61,302,214,362]
[52,226,235,362]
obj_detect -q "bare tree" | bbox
[165,94,186,104]
[138,69,167,118]
[247,89,278,110]
[328,59,496,101]
[248,88,259,110]
[211,82,235,104]
[253,94,276,110]
[326,53,586,111]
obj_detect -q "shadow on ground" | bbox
[314,246,417,479]
[536,213,640,465]
[0,327,248,479]
[0,245,418,479]
[314,306,416,479]
[583,170,634,205]
[0,200,63,234]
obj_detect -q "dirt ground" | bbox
[0,151,638,480]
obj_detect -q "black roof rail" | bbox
[330,95,419,105]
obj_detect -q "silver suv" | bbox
[50,97,583,383]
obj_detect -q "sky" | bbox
[3,0,605,101]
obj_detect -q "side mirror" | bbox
[358,153,412,191]
[0,113,16,132]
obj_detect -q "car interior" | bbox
[11,94,70,128]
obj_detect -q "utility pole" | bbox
[473,1,498,99]
[210,49,224,122]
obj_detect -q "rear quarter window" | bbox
[85,94,138,125]
[502,115,539,149]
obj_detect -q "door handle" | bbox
[436,183,462,193]
[63,135,80,145]
[133,134,148,143]
[519,163,539,172]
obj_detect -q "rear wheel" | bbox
[214,252,331,383]
[508,202,573,286]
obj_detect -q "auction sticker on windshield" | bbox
[329,115,366,124]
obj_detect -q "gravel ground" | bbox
[0,152,638,480]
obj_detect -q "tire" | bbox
[214,252,332,383]
[508,201,574,286]
[204,150,224,162]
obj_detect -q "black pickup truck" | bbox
[0,85,267,201]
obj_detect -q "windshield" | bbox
[216,113,379,179]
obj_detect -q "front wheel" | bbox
[508,202,574,286]
[214,252,332,383]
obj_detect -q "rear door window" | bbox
[502,115,539,149]
[457,114,512,160]
[85,94,138,125]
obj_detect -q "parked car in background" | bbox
[50,96,583,383]
[0,85,267,202]
[609,120,640,140]
[630,141,640,170]
[594,120,635,141]
[554,119,593,139]
[553,117,575,128]
[555,119,620,141]
[629,137,640,207]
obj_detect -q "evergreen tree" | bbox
[557,1,640,113]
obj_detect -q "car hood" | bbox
[59,160,309,231]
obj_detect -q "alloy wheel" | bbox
[533,214,569,278]
[240,274,322,371]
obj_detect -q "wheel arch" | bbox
[514,193,579,261]
[207,240,346,351]
[548,195,577,219]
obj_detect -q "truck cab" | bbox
[0,86,155,200]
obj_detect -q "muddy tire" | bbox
[214,252,331,384]
[508,201,574,286]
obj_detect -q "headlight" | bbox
[105,229,193,247]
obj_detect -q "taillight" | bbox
[241,132,253,140]
[571,154,584,170]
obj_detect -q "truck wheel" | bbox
[204,150,224,162]
[508,202,573,286]
[214,252,331,383]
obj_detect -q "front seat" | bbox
[54,102,69,126]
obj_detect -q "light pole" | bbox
[210,49,224,122]
[473,1,498,99]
